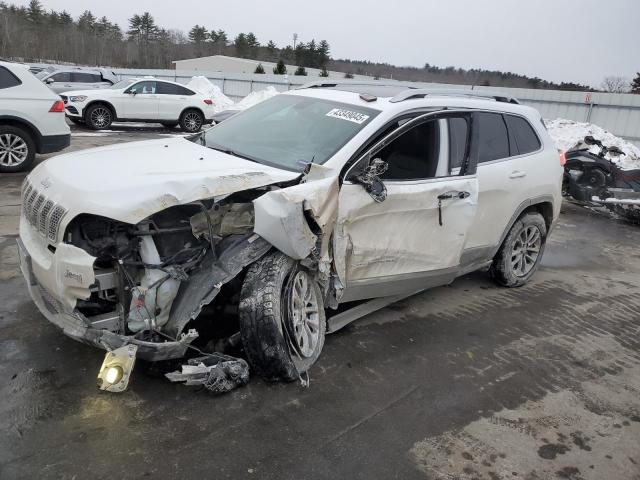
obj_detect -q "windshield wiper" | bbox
[206,143,258,163]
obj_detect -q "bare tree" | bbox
[601,76,630,93]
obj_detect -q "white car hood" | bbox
[28,138,300,225]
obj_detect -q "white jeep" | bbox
[18,83,563,383]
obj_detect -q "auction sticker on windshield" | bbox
[326,108,370,124]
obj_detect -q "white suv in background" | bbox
[0,61,70,173]
[18,83,563,386]
[61,78,216,132]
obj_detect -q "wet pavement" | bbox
[1,126,640,479]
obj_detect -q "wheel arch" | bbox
[497,196,555,250]
[0,115,42,152]
[83,100,117,120]
[180,106,204,120]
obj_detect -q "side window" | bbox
[504,115,541,155]
[158,82,196,95]
[448,117,468,171]
[50,72,72,82]
[0,67,22,89]
[72,72,99,82]
[476,112,509,163]
[377,120,441,180]
[126,81,157,94]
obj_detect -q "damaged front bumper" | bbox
[17,237,198,361]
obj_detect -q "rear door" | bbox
[334,112,479,302]
[45,71,73,93]
[121,81,159,119]
[464,112,543,252]
[156,82,194,120]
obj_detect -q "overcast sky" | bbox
[11,0,639,87]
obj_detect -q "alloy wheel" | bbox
[289,271,321,358]
[0,133,29,167]
[510,225,542,277]
[90,107,111,128]
[184,112,202,132]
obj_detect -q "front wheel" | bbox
[85,104,113,130]
[179,109,204,133]
[0,125,36,173]
[490,212,547,287]
[238,251,326,382]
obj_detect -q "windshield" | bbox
[202,95,379,171]
[109,78,136,89]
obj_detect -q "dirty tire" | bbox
[85,103,113,130]
[0,125,36,173]
[179,109,204,133]
[491,212,547,288]
[238,251,326,382]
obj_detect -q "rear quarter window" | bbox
[504,114,541,155]
[0,66,22,89]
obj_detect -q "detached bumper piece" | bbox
[165,354,250,395]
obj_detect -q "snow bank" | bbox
[546,118,640,170]
[229,86,280,111]
[186,76,234,113]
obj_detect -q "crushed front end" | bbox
[17,177,275,361]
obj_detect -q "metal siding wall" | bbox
[110,68,640,146]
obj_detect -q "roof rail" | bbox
[389,88,520,104]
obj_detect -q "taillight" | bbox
[203,99,213,105]
[559,151,566,166]
[49,100,65,113]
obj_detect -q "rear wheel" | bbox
[85,104,113,130]
[238,251,326,381]
[179,109,204,133]
[0,125,35,173]
[490,212,547,287]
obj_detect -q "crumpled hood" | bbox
[28,137,299,224]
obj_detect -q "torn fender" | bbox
[253,166,339,260]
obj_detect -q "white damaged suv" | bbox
[18,83,563,383]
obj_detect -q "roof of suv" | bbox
[292,81,541,121]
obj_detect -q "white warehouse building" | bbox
[172,55,372,80]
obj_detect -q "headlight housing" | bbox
[69,95,87,102]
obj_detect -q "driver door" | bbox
[334,112,479,302]
[121,81,159,119]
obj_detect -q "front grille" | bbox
[21,179,67,242]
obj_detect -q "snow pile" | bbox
[546,118,640,170]
[229,86,280,111]
[186,76,234,112]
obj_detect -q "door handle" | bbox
[509,170,527,179]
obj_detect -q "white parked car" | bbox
[35,67,117,94]
[61,78,215,132]
[0,61,70,172]
[17,83,562,388]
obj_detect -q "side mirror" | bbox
[353,158,388,203]
[45,78,55,84]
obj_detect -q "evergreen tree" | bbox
[631,72,640,94]
[188,25,208,44]
[344,72,354,79]
[319,65,329,77]
[273,59,287,75]
[294,66,307,76]
[254,63,265,74]
[266,40,277,56]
